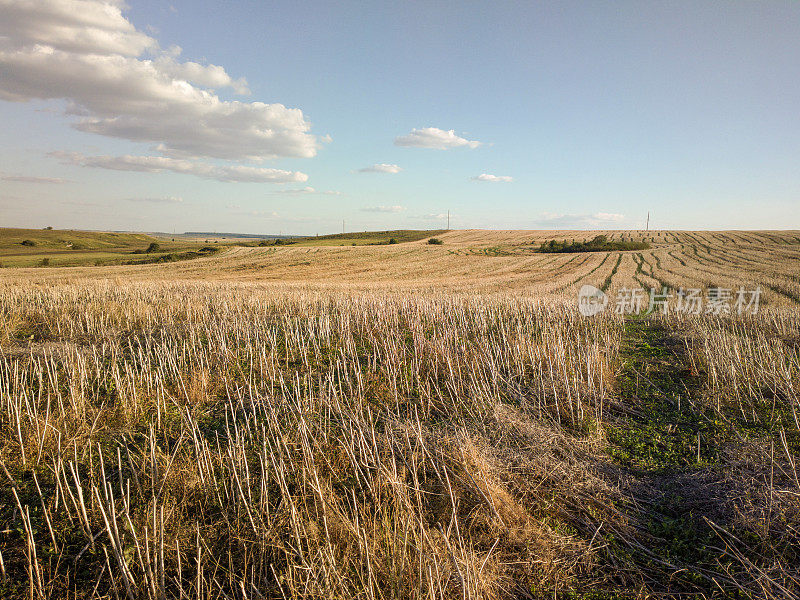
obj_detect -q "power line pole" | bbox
[342,219,345,234]
[646,211,650,232]
[447,210,450,230]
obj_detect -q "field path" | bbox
[602,316,777,593]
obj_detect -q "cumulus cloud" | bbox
[593,212,625,222]
[1,174,67,183]
[408,212,449,221]
[51,151,308,183]
[271,187,341,195]
[532,212,627,228]
[273,187,316,195]
[0,0,321,162]
[471,173,513,183]
[0,0,157,56]
[361,205,406,213]
[358,163,402,174]
[395,127,481,150]
[127,196,183,204]
[152,55,250,95]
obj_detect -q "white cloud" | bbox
[0,0,157,56]
[0,0,321,162]
[51,151,308,183]
[272,187,316,195]
[358,163,402,174]
[593,212,625,222]
[1,174,67,183]
[408,212,449,221]
[271,187,342,195]
[532,212,628,228]
[152,55,250,95]
[395,127,481,150]
[361,205,406,213]
[471,173,513,183]
[127,196,183,204]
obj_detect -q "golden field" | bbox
[0,229,798,599]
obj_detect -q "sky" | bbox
[1,0,799,235]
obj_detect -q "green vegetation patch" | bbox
[538,235,650,253]
[295,229,446,246]
[607,317,725,473]
[0,228,224,267]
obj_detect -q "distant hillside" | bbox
[296,230,447,246]
[0,228,215,268]
[182,232,298,239]
[0,228,155,250]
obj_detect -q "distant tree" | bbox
[388,238,398,244]
[44,226,53,230]
[145,242,160,253]
[427,238,444,245]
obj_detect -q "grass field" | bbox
[0,228,221,268]
[0,229,798,599]
[291,229,447,246]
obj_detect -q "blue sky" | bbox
[1,0,798,234]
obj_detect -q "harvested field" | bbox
[0,229,798,599]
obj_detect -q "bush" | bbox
[44,226,53,230]
[538,235,649,253]
[388,238,398,244]
[145,242,161,253]
[21,239,36,246]
[427,238,444,245]
[39,258,50,267]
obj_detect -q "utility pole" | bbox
[447,210,450,230]
[342,219,345,234]
[646,211,650,232]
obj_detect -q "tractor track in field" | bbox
[598,316,793,597]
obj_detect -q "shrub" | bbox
[538,235,649,253]
[44,226,53,230]
[388,238,398,244]
[427,238,444,245]
[21,239,36,246]
[145,242,161,253]
[39,258,50,267]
